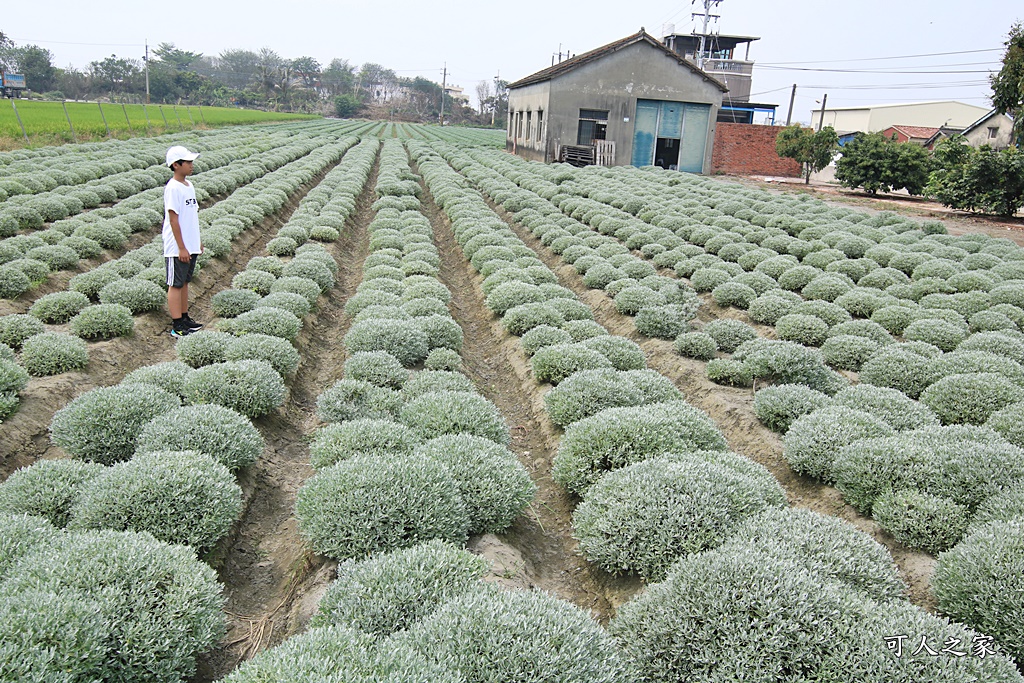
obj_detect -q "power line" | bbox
[798,80,990,90]
[757,47,1002,65]
[756,65,994,74]
[10,37,144,48]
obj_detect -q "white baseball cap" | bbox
[166,145,200,167]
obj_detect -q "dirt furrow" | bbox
[415,168,640,622]
[194,147,380,683]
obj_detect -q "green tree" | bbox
[290,56,321,91]
[835,132,932,195]
[253,47,282,101]
[991,21,1024,145]
[929,136,1024,216]
[358,62,397,102]
[216,48,260,90]
[334,94,361,118]
[89,54,141,95]
[322,58,355,96]
[775,125,838,184]
[153,42,202,70]
[0,31,16,73]
[15,45,56,92]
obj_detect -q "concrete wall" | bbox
[964,112,1016,151]
[711,123,802,177]
[508,40,724,171]
[506,81,551,162]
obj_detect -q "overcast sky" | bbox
[4,0,1019,124]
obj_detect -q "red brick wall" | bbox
[711,123,803,177]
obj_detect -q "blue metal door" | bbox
[678,103,711,173]
[631,100,660,166]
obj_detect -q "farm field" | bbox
[0,99,318,148]
[0,120,1022,682]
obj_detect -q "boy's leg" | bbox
[167,286,183,319]
[180,282,189,317]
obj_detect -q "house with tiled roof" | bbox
[506,29,727,173]
[878,125,942,145]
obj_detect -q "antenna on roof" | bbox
[691,0,723,70]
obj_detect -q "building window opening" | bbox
[577,109,609,146]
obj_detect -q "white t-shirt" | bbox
[162,178,201,257]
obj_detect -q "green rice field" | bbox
[0,99,318,147]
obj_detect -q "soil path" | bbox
[487,199,938,611]
[193,148,380,682]
[414,161,640,621]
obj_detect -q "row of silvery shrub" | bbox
[429,143,1024,673]
[440,144,703,341]
[261,139,617,683]
[223,543,631,683]
[410,141,798,601]
[455,146,1024,380]
[177,136,384,412]
[0,135,359,423]
[0,127,357,299]
[0,124,386,682]
[297,138,534,564]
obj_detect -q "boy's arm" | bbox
[168,210,190,262]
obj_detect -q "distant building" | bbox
[506,29,727,173]
[878,125,942,145]
[923,109,1016,151]
[812,101,990,135]
[444,84,470,105]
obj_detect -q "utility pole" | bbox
[491,70,500,126]
[817,93,828,131]
[144,40,150,104]
[692,0,723,70]
[439,63,447,126]
[785,84,796,126]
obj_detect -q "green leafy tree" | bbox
[153,42,202,70]
[929,136,1024,216]
[334,94,361,118]
[56,66,88,100]
[0,31,16,73]
[835,131,932,195]
[88,54,141,95]
[322,58,355,96]
[775,125,838,184]
[216,48,260,90]
[14,45,56,92]
[290,56,321,91]
[991,21,1024,145]
[358,62,397,102]
[253,47,283,101]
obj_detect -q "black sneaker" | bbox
[182,313,204,332]
[169,326,192,339]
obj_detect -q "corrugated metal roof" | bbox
[507,29,729,93]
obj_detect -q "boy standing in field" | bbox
[163,145,204,338]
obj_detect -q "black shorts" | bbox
[166,254,198,288]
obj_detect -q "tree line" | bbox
[0,31,509,125]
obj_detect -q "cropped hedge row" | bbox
[298,139,533,564]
